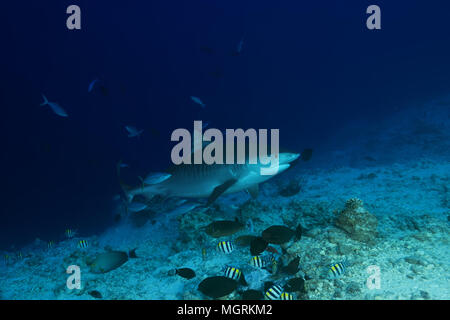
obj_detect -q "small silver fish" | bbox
[190,96,205,108]
[88,79,99,93]
[40,94,68,117]
[127,202,148,213]
[143,172,171,185]
[125,126,144,138]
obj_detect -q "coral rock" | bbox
[335,198,378,244]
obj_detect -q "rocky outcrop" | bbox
[335,198,378,244]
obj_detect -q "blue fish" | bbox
[190,96,205,108]
[125,126,144,138]
[88,79,99,93]
[40,94,68,117]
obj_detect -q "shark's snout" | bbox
[278,152,300,164]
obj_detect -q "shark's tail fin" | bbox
[40,94,49,106]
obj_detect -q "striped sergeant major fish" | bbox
[78,240,89,249]
[223,266,242,281]
[280,292,294,300]
[327,259,349,279]
[216,241,234,254]
[250,256,264,268]
[265,284,283,300]
[65,229,77,239]
[249,254,275,269]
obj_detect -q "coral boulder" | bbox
[335,198,378,244]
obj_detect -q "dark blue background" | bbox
[1,0,449,250]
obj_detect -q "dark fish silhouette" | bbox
[205,220,244,238]
[174,268,196,280]
[198,276,237,299]
[284,277,306,293]
[88,290,103,299]
[279,180,301,197]
[282,256,300,275]
[250,237,268,256]
[262,225,295,244]
[89,249,137,274]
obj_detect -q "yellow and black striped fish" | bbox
[224,266,242,281]
[327,261,348,279]
[77,240,89,249]
[265,284,283,300]
[216,241,234,254]
[250,256,264,268]
[280,292,294,300]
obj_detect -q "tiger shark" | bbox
[121,151,304,206]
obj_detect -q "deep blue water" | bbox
[1,0,450,250]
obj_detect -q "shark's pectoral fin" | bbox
[247,184,259,199]
[207,179,237,206]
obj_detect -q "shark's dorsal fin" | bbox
[247,184,259,199]
[207,179,237,206]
